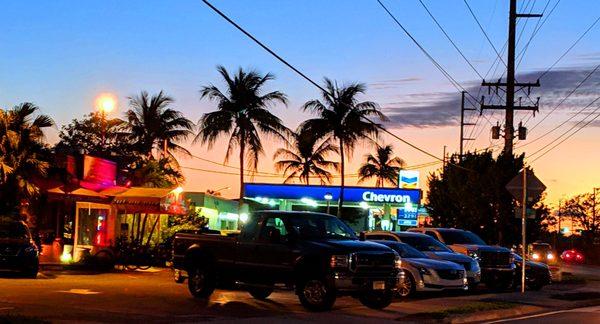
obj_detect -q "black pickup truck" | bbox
[172,211,402,311]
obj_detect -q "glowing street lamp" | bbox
[324,192,333,214]
[95,94,117,148]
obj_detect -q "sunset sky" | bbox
[1,0,599,207]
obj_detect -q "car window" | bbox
[425,231,438,240]
[390,243,428,258]
[287,215,356,240]
[438,230,486,245]
[399,235,453,252]
[0,222,30,239]
[259,216,288,241]
[367,234,391,241]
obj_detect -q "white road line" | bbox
[484,305,600,323]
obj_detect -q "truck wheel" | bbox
[297,278,336,311]
[398,272,415,298]
[248,287,274,300]
[187,265,215,299]
[359,290,394,309]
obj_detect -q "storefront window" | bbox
[77,208,108,246]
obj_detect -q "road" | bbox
[0,268,446,323]
[486,305,600,323]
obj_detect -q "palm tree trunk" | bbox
[337,138,345,218]
[239,139,245,204]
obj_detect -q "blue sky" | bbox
[1,0,599,202]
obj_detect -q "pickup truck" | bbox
[172,211,402,311]
[408,228,515,291]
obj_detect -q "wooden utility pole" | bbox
[460,91,476,159]
[481,0,542,156]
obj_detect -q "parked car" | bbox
[172,211,402,311]
[528,242,558,266]
[370,240,467,297]
[513,254,552,291]
[560,249,585,264]
[366,231,481,290]
[0,219,39,278]
[408,228,515,291]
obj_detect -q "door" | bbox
[254,215,296,283]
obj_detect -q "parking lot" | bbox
[0,266,598,323]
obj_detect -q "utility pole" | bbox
[593,187,599,233]
[520,166,527,293]
[481,0,542,156]
[460,91,476,159]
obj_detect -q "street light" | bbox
[95,94,117,148]
[324,192,333,214]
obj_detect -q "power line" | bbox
[463,0,507,68]
[516,0,557,69]
[528,101,600,163]
[521,97,600,157]
[417,0,484,80]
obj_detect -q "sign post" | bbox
[506,167,546,294]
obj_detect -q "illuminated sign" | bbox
[244,183,421,205]
[399,170,420,189]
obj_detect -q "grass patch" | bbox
[551,291,600,301]
[402,301,518,320]
[0,315,49,324]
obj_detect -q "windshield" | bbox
[439,230,486,245]
[388,242,427,258]
[287,214,357,240]
[0,222,30,239]
[399,234,453,252]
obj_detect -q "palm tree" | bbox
[301,78,387,217]
[125,91,194,160]
[0,103,53,212]
[274,129,339,185]
[358,144,406,187]
[196,66,289,202]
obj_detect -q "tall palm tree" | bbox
[358,144,406,187]
[125,91,194,160]
[274,129,339,185]
[196,66,289,202]
[301,78,387,217]
[0,103,53,212]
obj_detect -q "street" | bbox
[487,305,600,323]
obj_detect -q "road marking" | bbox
[484,305,600,323]
[56,289,101,295]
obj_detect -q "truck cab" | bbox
[173,211,403,311]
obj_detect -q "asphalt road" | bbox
[0,268,428,323]
[487,305,600,324]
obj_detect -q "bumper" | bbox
[481,266,516,282]
[416,273,468,292]
[331,269,402,293]
[0,255,38,272]
[467,269,481,284]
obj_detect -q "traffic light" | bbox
[518,122,527,140]
[491,124,501,139]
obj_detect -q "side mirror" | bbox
[359,231,366,241]
[268,228,282,244]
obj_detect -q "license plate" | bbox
[372,281,385,290]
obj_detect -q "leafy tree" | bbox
[55,112,131,161]
[128,157,183,188]
[196,66,290,202]
[562,193,599,235]
[274,129,339,184]
[0,103,53,214]
[301,78,386,217]
[125,91,194,160]
[426,151,547,246]
[358,144,405,187]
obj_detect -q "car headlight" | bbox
[394,255,402,269]
[418,267,432,275]
[532,252,540,260]
[468,250,479,260]
[546,253,555,260]
[330,254,350,269]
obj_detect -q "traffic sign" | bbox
[506,168,546,202]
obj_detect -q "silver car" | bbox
[366,231,481,290]
[371,240,468,297]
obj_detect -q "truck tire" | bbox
[248,287,274,300]
[359,290,394,309]
[297,278,336,311]
[187,265,215,299]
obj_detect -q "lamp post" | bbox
[324,193,333,215]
